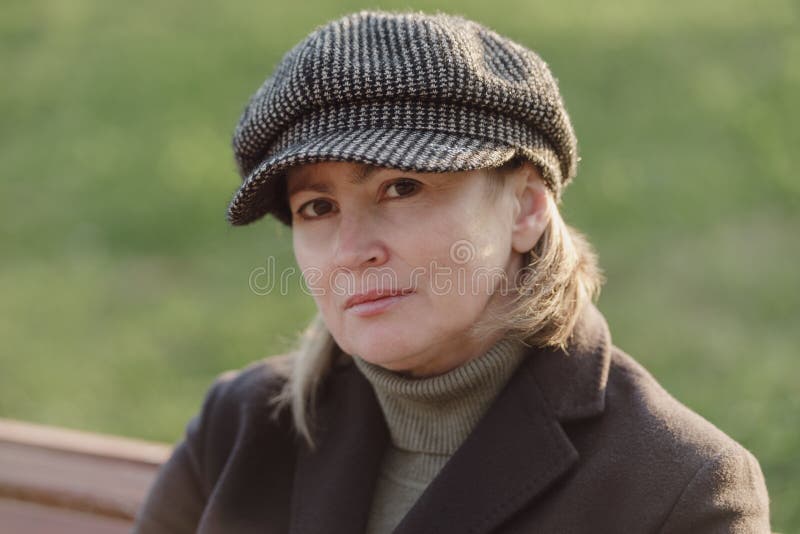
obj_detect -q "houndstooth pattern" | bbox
[227,10,578,226]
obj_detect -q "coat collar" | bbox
[527,301,612,421]
[289,302,612,534]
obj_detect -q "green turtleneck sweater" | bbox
[350,336,529,534]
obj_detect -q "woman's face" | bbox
[287,160,539,377]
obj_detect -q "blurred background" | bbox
[1,0,797,529]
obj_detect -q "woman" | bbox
[134,10,770,533]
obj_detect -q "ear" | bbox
[511,162,551,254]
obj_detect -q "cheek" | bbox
[412,282,489,342]
[293,242,330,296]
[293,239,352,324]
[422,233,512,308]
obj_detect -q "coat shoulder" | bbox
[597,346,770,532]
[209,352,295,409]
[133,353,299,533]
[189,352,298,474]
[606,346,743,461]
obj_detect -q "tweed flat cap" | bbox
[227,10,578,226]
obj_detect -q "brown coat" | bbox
[133,304,770,533]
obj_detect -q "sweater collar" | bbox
[349,336,528,454]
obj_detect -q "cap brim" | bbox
[226,127,517,226]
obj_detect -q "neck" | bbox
[350,335,529,453]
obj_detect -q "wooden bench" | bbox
[0,418,171,533]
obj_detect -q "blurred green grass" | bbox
[1,0,797,529]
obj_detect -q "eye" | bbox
[384,178,421,198]
[296,198,336,220]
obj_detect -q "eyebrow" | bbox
[287,163,381,197]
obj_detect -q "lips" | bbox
[345,288,414,309]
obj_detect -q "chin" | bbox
[342,332,421,368]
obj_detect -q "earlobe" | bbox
[511,168,550,254]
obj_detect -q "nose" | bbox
[332,212,388,270]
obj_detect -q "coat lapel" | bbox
[288,357,390,534]
[290,302,612,534]
[392,359,579,534]
[393,303,612,534]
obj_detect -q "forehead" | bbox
[286,161,382,197]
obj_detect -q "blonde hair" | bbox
[267,157,605,450]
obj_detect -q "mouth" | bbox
[344,288,415,311]
[344,289,413,309]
